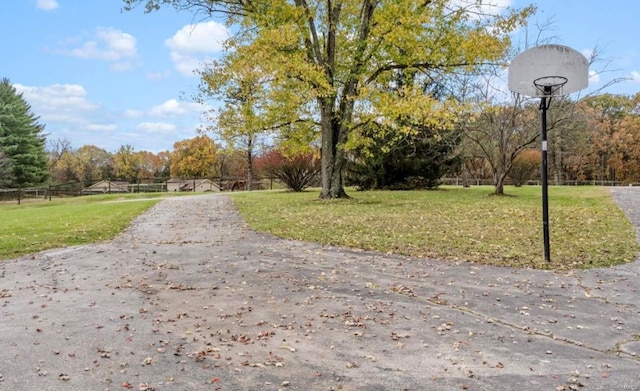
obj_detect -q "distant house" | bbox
[167,178,221,192]
[82,180,130,194]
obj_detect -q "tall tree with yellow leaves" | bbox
[125,0,533,198]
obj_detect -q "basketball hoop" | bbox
[533,76,568,97]
[508,44,589,263]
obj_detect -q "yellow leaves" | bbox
[170,135,217,178]
[366,85,462,133]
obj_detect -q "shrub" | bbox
[509,149,541,186]
[346,131,461,190]
[256,150,320,192]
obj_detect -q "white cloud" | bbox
[149,99,203,117]
[135,122,177,134]
[169,52,203,77]
[36,0,59,11]
[589,70,600,84]
[14,83,98,122]
[123,109,144,118]
[165,21,228,54]
[62,28,138,71]
[165,21,228,76]
[631,71,640,83]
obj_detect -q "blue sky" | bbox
[1,1,639,153]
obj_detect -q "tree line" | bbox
[4,80,640,197]
[4,1,640,197]
[40,91,640,195]
[461,93,640,193]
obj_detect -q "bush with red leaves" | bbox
[256,150,320,192]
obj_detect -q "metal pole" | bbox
[540,97,551,262]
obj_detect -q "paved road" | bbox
[1,190,639,390]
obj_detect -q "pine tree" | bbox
[0,149,15,187]
[0,78,49,188]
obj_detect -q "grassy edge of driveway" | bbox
[230,186,639,270]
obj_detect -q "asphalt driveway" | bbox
[1,189,639,390]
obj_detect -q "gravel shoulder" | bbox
[1,190,639,390]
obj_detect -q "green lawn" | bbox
[230,186,639,270]
[0,193,164,260]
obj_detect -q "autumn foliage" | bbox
[255,150,320,192]
[170,135,217,178]
[509,149,540,186]
[461,93,640,187]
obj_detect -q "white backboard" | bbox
[508,44,589,98]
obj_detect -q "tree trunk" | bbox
[246,136,253,191]
[494,172,507,195]
[319,101,348,199]
[317,0,373,199]
[462,161,470,188]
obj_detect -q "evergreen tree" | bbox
[0,78,49,188]
[346,124,461,191]
[0,149,15,187]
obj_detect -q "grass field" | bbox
[230,186,639,270]
[1,186,637,270]
[0,193,166,260]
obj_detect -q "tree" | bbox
[136,150,167,180]
[48,144,115,186]
[0,78,49,189]
[49,148,78,184]
[47,137,73,181]
[463,98,540,194]
[125,0,533,198]
[211,148,248,189]
[347,123,461,190]
[154,150,172,179]
[545,99,589,185]
[579,94,636,183]
[0,149,14,187]
[170,135,217,178]
[199,58,294,191]
[76,145,114,185]
[113,145,142,182]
